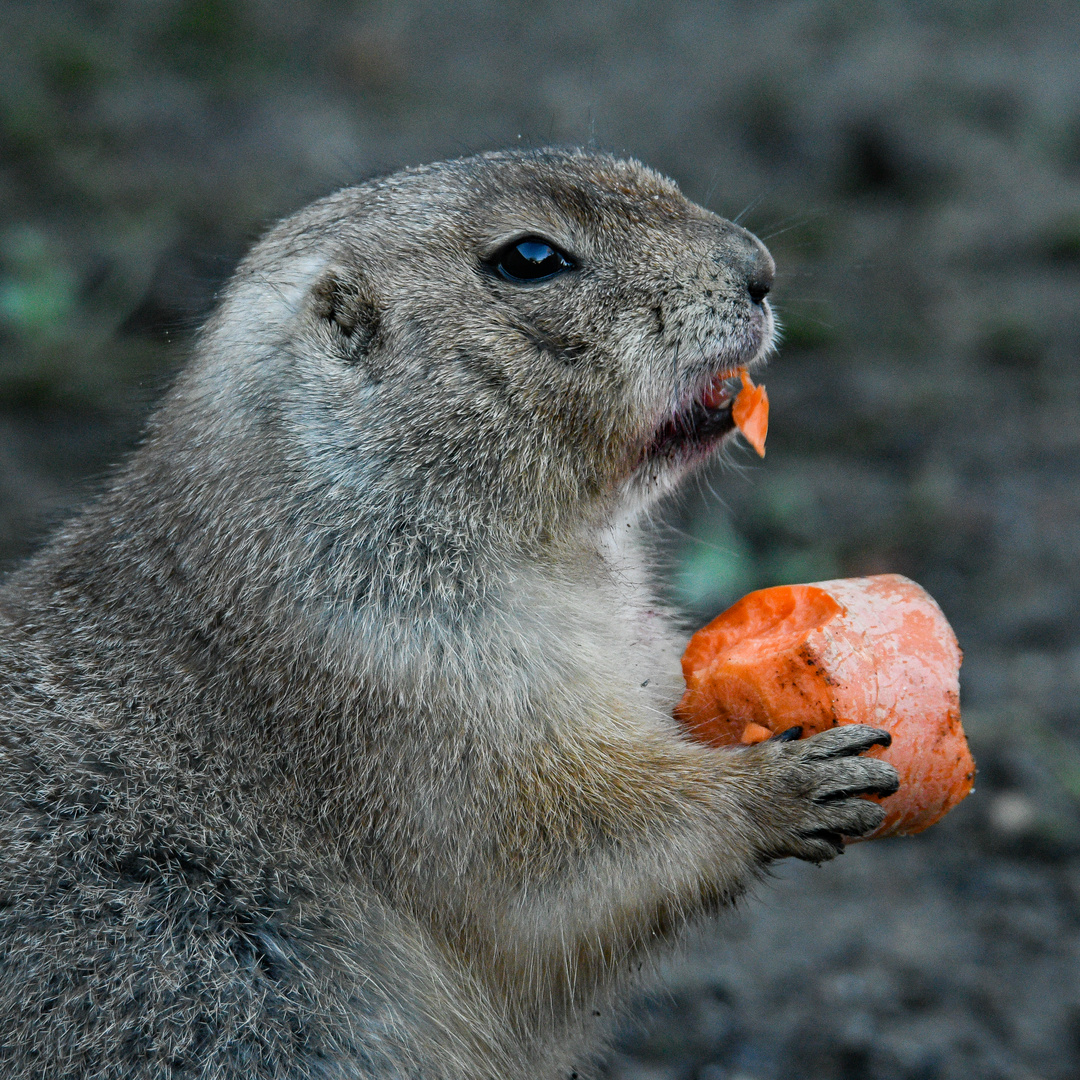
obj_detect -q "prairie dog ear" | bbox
[310,263,382,364]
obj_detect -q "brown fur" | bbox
[0,148,897,1078]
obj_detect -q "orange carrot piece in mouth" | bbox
[732,368,769,457]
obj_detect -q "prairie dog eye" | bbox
[489,237,575,283]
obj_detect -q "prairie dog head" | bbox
[185,148,775,555]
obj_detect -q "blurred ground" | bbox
[2,2,1079,1078]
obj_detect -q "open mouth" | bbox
[644,367,743,461]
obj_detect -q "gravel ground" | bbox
[2,3,1079,1077]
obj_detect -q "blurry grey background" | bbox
[2,2,1079,1078]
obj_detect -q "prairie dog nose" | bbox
[746,256,773,304]
[711,225,775,304]
[742,234,775,304]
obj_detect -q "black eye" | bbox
[489,237,575,283]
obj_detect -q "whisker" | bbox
[732,189,771,226]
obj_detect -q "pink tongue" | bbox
[702,374,732,411]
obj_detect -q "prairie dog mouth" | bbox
[645,367,744,460]
[641,287,775,465]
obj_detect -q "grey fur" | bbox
[0,148,897,1079]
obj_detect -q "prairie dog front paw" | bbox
[745,725,900,864]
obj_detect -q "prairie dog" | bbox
[0,148,897,1079]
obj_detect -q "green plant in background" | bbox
[670,504,843,618]
[670,511,755,616]
[671,464,848,619]
[0,220,179,409]
[0,226,79,341]
[774,299,840,352]
[1042,211,1080,263]
[978,316,1045,369]
[39,34,115,98]
[158,0,283,80]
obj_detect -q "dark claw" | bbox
[771,726,803,742]
[801,725,892,761]
[816,779,898,803]
[865,773,900,798]
[802,830,845,855]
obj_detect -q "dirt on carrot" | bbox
[675,574,974,839]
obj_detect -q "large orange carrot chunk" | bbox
[732,368,769,457]
[675,574,974,839]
